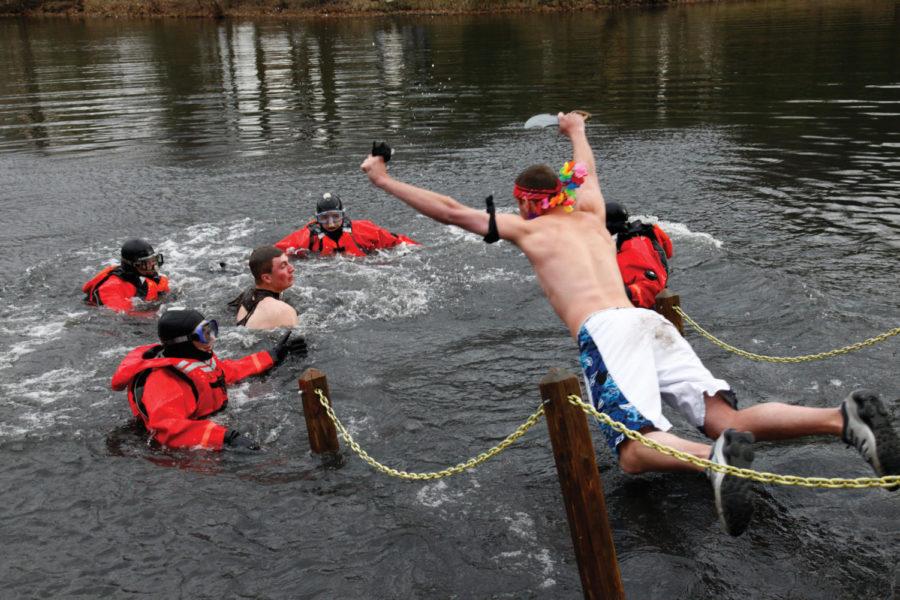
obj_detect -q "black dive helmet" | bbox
[316,192,343,214]
[121,238,163,273]
[605,202,629,235]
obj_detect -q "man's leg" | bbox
[617,429,708,474]
[702,393,843,442]
[704,390,900,478]
[617,426,757,537]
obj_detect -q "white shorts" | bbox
[578,308,731,441]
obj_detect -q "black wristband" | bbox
[483,194,499,244]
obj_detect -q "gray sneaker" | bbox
[708,429,756,537]
[840,389,900,482]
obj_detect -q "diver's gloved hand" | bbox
[269,331,308,366]
[286,335,308,358]
[223,429,260,451]
[372,141,393,163]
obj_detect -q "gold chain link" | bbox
[568,394,900,489]
[675,306,899,363]
[314,389,545,480]
[312,389,899,489]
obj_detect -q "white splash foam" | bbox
[505,511,537,540]
[97,345,134,358]
[4,367,93,405]
[416,479,456,508]
[634,215,724,249]
[0,310,70,369]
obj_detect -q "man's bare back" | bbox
[507,210,631,337]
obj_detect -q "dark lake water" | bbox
[0,1,898,598]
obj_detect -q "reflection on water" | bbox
[1,3,897,248]
[0,1,898,599]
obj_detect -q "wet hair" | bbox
[249,246,284,283]
[514,164,558,193]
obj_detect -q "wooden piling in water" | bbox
[540,368,625,600]
[654,288,683,335]
[298,367,340,454]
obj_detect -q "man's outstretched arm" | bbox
[361,153,524,240]
[557,112,606,221]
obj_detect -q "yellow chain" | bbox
[312,389,899,489]
[675,306,899,363]
[314,389,545,480]
[568,394,900,489]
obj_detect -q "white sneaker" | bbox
[708,429,756,536]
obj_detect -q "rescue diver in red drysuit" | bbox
[111,309,306,450]
[605,202,674,309]
[275,192,419,257]
[83,238,170,313]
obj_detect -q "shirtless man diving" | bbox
[361,112,899,537]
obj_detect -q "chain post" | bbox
[298,368,340,454]
[654,288,684,335]
[540,368,624,600]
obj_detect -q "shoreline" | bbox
[0,0,732,19]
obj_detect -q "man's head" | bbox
[121,238,163,277]
[513,165,562,220]
[249,245,294,292]
[158,308,218,359]
[315,192,345,232]
[605,202,629,235]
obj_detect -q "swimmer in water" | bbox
[83,238,170,313]
[230,245,299,330]
[111,308,305,450]
[275,192,419,257]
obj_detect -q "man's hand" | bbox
[557,111,587,138]
[371,141,393,163]
[361,153,389,188]
[269,331,308,366]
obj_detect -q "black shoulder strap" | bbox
[130,366,199,419]
[235,288,281,327]
[115,266,149,299]
[306,221,323,252]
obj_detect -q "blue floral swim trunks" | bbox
[578,326,653,453]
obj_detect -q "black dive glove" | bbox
[223,429,260,451]
[269,331,309,366]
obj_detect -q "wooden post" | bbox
[298,367,340,454]
[540,368,625,600]
[654,288,683,335]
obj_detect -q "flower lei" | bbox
[512,161,587,214]
[551,161,587,212]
